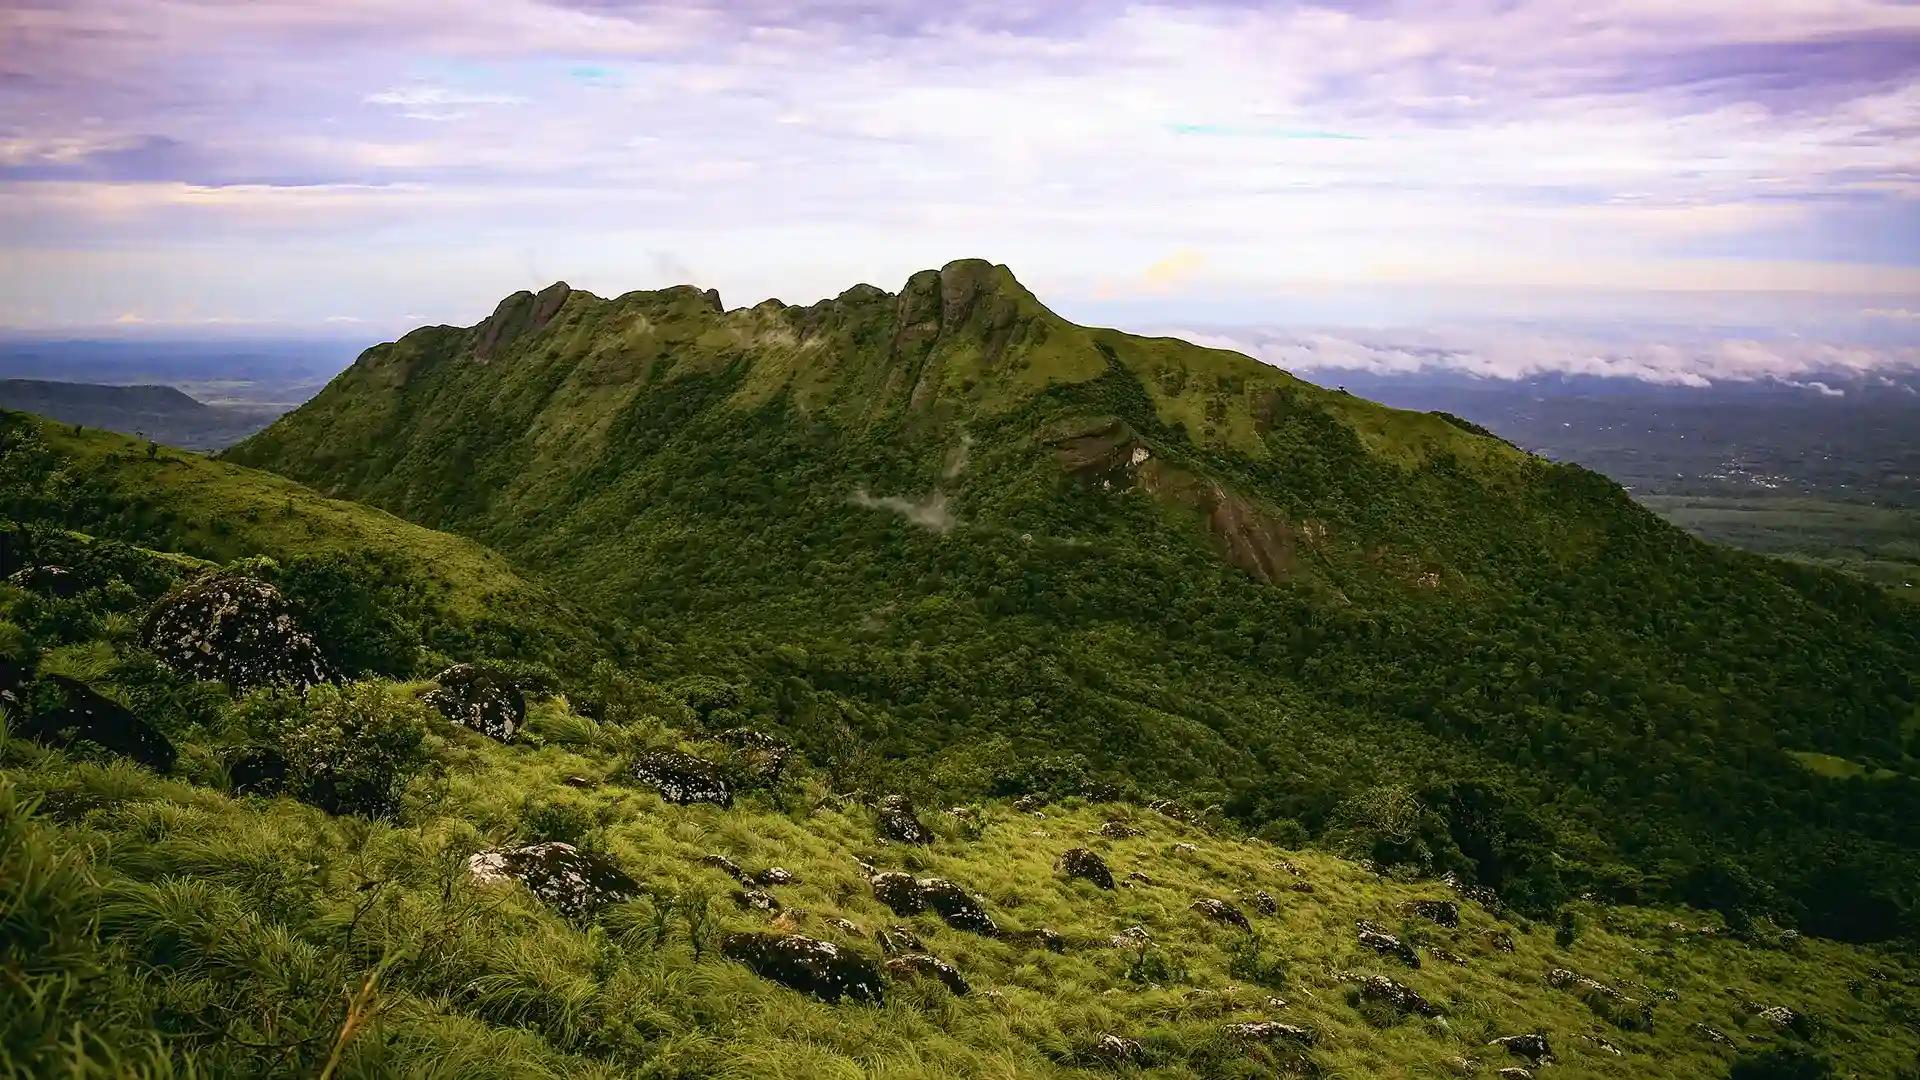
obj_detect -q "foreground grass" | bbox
[5,695,1914,1079]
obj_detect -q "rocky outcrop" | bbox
[1223,1021,1317,1046]
[1489,1034,1553,1065]
[1357,921,1420,967]
[1056,847,1114,889]
[920,877,998,935]
[629,749,732,806]
[141,574,335,693]
[884,953,970,995]
[721,932,885,1004]
[876,794,933,844]
[1097,819,1142,838]
[424,663,524,742]
[17,675,175,772]
[1358,975,1440,1017]
[467,842,639,918]
[870,872,925,915]
[1248,890,1278,915]
[7,564,83,598]
[1190,898,1251,932]
[1405,898,1459,927]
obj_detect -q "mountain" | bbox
[2,408,1917,1078]
[226,260,1920,944]
[0,378,282,450]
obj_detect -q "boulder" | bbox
[1086,1033,1145,1067]
[1190,898,1251,932]
[754,866,797,887]
[424,664,524,742]
[1110,925,1154,949]
[1013,793,1048,812]
[1248,890,1278,916]
[1098,820,1143,838]
[827,918,862,936]
[140,573,335,693]
[721,932,884,1004]
[1547,968,1652,1030]
[919,877,998,935]
[226,745,288,796]
[1497,1070,1533,1080]
[732,888,781,912]
[876,794,934,844]
[629,749,732,806]
[1756,1005,1809,1035]
[1405,898,1459,927]
[1692,1023,1734,1046]
[884,953,970,995]
[875,926,925,955]
[1357,920,1420,967]
[1489,1034,1553,1064]
[710,727,793,786]
[1148,799,1194,822]
[562,774,596,789]
[1056,847,1115,889]
[1358,974,1440,1017]
[7,564,83,598]
[467,842,639,918]
[870,872,925,915]
[18,675,175,772]
[1125,871,1156,886]
[1223,1021,1316,1046]
[1288,881,1316,894]
[1427,945,1469,967]
[997,927,1065,952]
[1483,928,1516,953]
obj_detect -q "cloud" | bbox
[1166,325,1920,388]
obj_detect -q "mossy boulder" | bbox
[884,953,970,995]
[468,841,640,919]
[1056,847,1115,889]
[721,932,885,1004]
[876,794,933,844]
[629,749,732,806]
[140,573,335,693]
[424,663,524,742]
[17,674,175,772]
[1191,897,1251,932]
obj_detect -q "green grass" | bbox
[1639,494,1920,592]
[6,691,1915,1079]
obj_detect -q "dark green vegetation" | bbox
[2,414,1916,1077]
[227,261,1920,944]
[0,378,280,450]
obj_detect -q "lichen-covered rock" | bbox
[997,927,1065,952]
[1248,890,1278,915]
[1547,968,1652,1029]
[1489,1034,1553,1064]
[919,877,997,935]
[18,675,176,772]
[754,866,797,887]
[876,794,934,844]
[1427,945,1469,967]
[424,664,524,741]
[226,745,288,795]
[629,749,732,806]
[1756,1005,1809,1034]
[1442,869,1503,909]
[1086,1033,1145,1067]
[710,727,793,786]
[1191,898,1251,932]
[722,932,884,1004]
[1223,1021,1316,1046]
[7,564,83,598]
[884,953,970,995]
[1148,799,1194,822]
[870,872,925,915]
[468,842,639,918]
[1484,928,1516,953]
[1126,870,1156,886]
[1357,920,1420,967]
[732,888,781,912]
[1098,820,1142,838]
[1111,925,1154,949]
[828,918,862,936]
[875,926,924,955]
[1358,975,1440,1017]
[1057,847,1115,889]
[1013,793,1048,812]
[1692,1023,1734,1046]
[140,573,335,693]
[1405,898,1459,927]
[1497,1069,1533,1080]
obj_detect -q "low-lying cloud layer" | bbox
[1172,327,1920,390]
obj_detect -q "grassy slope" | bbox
[16,415,616,672]
[5,695,1913,1080]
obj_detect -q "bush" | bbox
[234,682,432,818]
[1730,1047,1835,1080]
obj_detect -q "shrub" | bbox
[235,682,432,818]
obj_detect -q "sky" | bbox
[3,0,1919,386]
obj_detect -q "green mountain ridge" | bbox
[224,260,1920,945]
